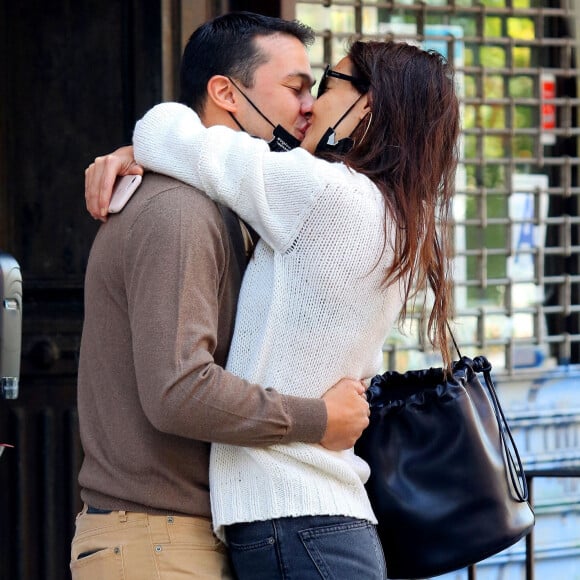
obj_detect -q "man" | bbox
[72,12,370,580]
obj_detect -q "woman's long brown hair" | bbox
[341,41,461,369]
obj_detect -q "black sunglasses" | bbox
[317,65,370,99]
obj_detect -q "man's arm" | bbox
[123,182,369,450]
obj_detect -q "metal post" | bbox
[525,476,535,580]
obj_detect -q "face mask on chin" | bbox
[313,94,365,156]
[314,128,354,155]
[268,125,302,152]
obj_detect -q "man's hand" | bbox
[320,378,370,451]
[85,145,142,221]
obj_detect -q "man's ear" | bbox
[206,75,238,113]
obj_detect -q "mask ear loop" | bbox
[331,93,366,133]
[228,76,276,130]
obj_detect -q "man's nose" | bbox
[301,93,315,116]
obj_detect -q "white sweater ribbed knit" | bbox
[133,103,405,539]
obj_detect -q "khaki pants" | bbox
[70,505,232,579]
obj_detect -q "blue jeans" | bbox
[225,515,387,580]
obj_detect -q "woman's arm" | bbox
[133,103,327,252]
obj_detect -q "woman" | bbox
[134,41,459,578]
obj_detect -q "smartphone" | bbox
[108,174,143,213]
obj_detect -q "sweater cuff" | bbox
[282,396,327,443]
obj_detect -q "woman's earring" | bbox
[359,112,373,145]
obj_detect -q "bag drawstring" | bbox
[446,321,529,503]
[475,357,530,503]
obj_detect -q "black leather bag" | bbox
[355,355,535,579]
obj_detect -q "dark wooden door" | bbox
[0,1,286,578]
[0,2,162,578]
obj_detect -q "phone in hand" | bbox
[108,174,143,213]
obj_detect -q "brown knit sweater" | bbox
[77,173,325,517]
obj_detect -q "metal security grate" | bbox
[290,4,580,579]
[293,0,580,376]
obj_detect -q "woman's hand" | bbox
[85,145,143,221]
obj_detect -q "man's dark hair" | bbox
[179,11,314,114]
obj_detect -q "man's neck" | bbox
[199,107,240,131]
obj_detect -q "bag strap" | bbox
[466,356,529,503]
[446,322,529,503]
[218,204,254,272]
[446,320,462,359]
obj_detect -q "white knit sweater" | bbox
[133,103,405,539]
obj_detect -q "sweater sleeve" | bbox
[133,102,327,253]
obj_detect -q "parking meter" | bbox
[0,253,22,399]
